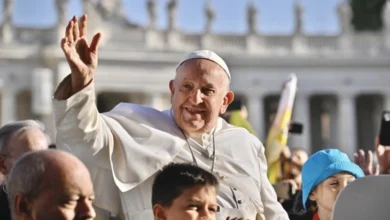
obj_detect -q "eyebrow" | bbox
[186,199,217,206]
[203,83,215,89]
[186,199,203,203]
[181,78,216,87]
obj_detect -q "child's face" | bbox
[158,185,218,220]
[309,173,356,213]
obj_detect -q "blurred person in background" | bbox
[220,99,256,135]
[354,136,390,176]
[274,147,308,213]
[0,120,48,220]
[7,150,96,220]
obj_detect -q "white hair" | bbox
[7,150,47,219]
[0,120,47,154]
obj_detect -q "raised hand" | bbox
[61,15,102,94]
[354,149,379,176]
[375,136,390,174]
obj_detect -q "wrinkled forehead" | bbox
[176,59,230,83]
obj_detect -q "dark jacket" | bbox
[0,184,11,220]
[289,211,314,220]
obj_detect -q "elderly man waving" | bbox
[54,15,288,220]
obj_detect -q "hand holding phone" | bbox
[379,111,390,146]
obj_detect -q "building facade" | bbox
[0,0,390,157]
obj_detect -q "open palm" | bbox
[375,136,390,174]
[61,15,102,93]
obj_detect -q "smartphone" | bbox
[379,111,390,146]
[289,122,303,134]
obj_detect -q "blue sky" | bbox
[5,0,342,35]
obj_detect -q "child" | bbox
[152,163,219,220]
[290,149,364,220]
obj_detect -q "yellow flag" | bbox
[265,73,297,184]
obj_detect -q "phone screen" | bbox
[379,111,390,146]
[289,122,303,134]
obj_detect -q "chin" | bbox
[183,123,206,133]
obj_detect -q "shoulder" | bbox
[218,118,264,152]
[104,103,170,122]
[221,118,262,141]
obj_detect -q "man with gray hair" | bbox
[7,149,96,220]
[0,120,48,220]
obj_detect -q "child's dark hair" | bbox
[292,190,317,215]
[152,163,219,207]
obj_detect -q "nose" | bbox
[340,181,349,189]
[76,200,96,220]
[199,209,214,220]
[189,89,203,105]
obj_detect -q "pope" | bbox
[54,15,288,220]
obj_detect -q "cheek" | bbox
[40,207,73,220]
[32,199,73,220]
[173,93,187,107]
[321,188,339,207]
[167,208,197,220]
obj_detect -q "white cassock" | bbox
[53,75,289,220]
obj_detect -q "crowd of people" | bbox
[0,14,389,220]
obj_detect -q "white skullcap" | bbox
[176,50,231,82]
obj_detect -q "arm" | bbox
[54,14,109,159]
[54,74,112,158]
[258,142,290,220]
[54,16,121,214]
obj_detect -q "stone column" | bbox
[246,94,264,139]
[56,62,70,86]
[145,92,166,111]
[291,93,311,154]
[383,94,390,112]
[310,96,323,153]
[1,89,17,125]
[326,97,338,149]
[32,68,55,140]
[32,68,53,116]
[337,93,357,157]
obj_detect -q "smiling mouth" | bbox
[184,107,205,114]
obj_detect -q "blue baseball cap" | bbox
[301,149,364,209]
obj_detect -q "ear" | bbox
[308,190,318,202]
[0,155,7,175]
[169,80,175,95]
[153,204,167,220]
[219,91,234,114]
[14,194,32,219]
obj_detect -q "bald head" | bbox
[8,150,95,220]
